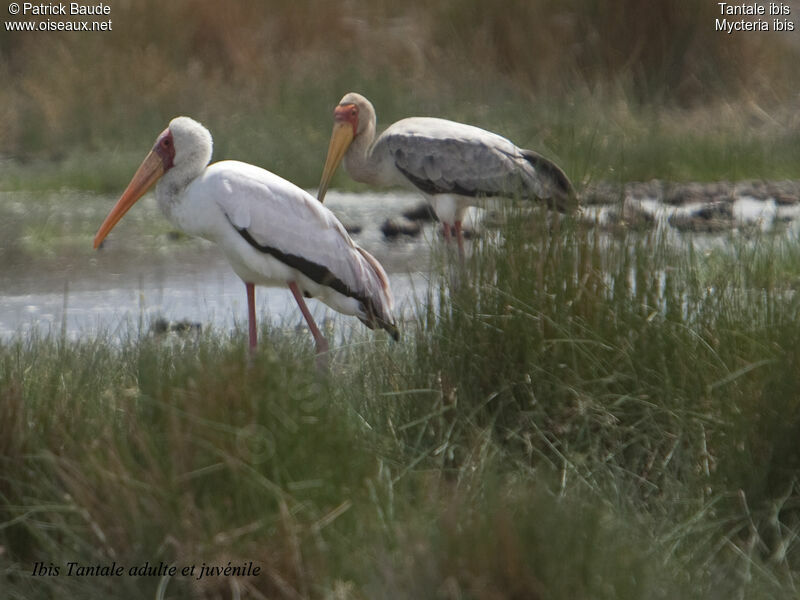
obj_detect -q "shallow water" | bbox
[4,185,792,343]
[0,190,441,342]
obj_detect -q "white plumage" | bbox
[318,92,576,252]
[94,116,398,359]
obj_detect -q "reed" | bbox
[2,0,799,190]
[2,208,799,597]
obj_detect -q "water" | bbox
[3,186,792,342]
[0,190,441,342]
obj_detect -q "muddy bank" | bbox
[369,180,800,240]
[579,179,800,234]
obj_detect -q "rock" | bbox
[567,178,800,234]
[735,180,767,199]
[343,222,363,235]
[766,180,800,205]
[151,317,169,334]
[604,200,655,232]
[170,319,202,333]
[663,182,701,206]
[381,217,422,238]
[581,182,625,205]
[627,180,662,201]
[663,181,734,206]
[150,317,202,335]
[402,202,438,222]
[669,201,734,233]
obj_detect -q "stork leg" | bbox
[454,220,465,259]
[288,281,330,364]
[246,281,258,352]
[442,222,452,243]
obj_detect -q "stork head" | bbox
[93,116,212,248]
[317,92,375,203]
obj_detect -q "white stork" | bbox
[318,92,576,254]
[94,116,398,360]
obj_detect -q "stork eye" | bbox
[351,107,357,116]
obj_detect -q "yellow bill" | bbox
[317,120,354,203]
[93,150,165,248]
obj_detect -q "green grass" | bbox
[5,93,800,196]
[3,0,800,192]
[2,211,800,598]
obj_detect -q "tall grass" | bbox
[2,0,800,189]
[2,210,800,598]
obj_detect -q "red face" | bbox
[333,103,359,137]
[153,128,176,171]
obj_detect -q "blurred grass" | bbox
[2,0,800,191]
[3,210,800,597]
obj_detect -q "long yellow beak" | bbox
[317,121,354,203]
[93,150,165,249]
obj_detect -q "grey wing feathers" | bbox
[380,120,575,211]
[385,133,518,197]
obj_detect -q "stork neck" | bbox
[343,120,381,185]
[154,160,203,223]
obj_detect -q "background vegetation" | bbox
[3,0,800,189]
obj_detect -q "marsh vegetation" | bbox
[3,1,800,597]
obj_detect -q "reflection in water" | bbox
[0,190,445,341]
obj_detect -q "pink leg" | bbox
[246,282,257,352]
[454,220,465,259]
[288,281,330,358]
[442,221,452,243]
